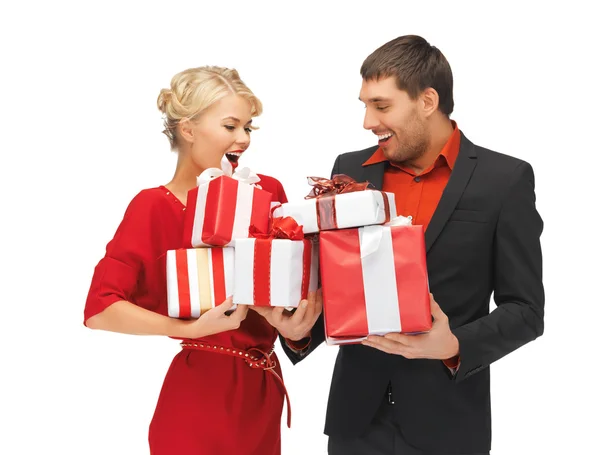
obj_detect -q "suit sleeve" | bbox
[279,155,343,364]
[452,162,544,382]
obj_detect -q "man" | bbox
[258,35,544,455]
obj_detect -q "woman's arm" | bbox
[86,298,248,338]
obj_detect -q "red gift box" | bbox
[183,175,272,247]
[320,224,431,344]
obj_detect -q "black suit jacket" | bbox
[281,132,544,453]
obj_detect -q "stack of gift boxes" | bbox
[167,164,431,344]
[167,164,318,319]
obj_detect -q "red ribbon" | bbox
[249,216,304,241]
[211,248,227,306]
[303,174,391,230]
[303,175,371,230]
[304,174,372,199]
[175,249,192,319]
[249,216,309,307]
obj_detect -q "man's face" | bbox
[359,76,430,164]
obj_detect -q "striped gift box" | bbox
[166,248,235,318]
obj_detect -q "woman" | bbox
[84,66,321,455]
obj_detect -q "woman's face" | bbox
[183,94,254,171]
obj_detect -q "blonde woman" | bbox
[84,66,322,455]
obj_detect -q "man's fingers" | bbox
[315,288,323,315]
[383,332,415,346]
[248,305,271,317]
[362,338,407,356]
[271,306,286,325]
[291,298,309,323]
[300,293,315,322]
[363,335,415,356]
[229,304,248,320]
[429,293,446,322]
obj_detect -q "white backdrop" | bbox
[1,1,598,454]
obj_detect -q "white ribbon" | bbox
[360,215,413,258]
[233,166,262,187]
[384,215,413,227]
[197,168,226,185]
[196,155,262,187]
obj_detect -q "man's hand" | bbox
[362,294,459,360]
[250,289,322,341]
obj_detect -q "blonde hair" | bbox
[157,66,263,149]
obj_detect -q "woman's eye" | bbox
[225,125,235,131]
[244,127,253,134]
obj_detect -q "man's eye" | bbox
[376,106,389,111]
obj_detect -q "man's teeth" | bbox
[377,133,393,140]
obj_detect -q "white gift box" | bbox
[233,238,319,307]
[273,190,396,234]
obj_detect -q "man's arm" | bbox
[279,315,325,364]
[452,161,544,382]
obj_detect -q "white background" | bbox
[1,1,598,454]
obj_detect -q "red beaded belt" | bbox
[180,341,292,427]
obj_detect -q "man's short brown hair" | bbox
[361,35,454,116]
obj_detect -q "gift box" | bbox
[272,175,396,234]
[166,247,235,318]
[183,166,272,247]
[233,217,319,307]
[320,220,431,344]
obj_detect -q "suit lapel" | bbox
[425,133,477,252]
[360,161,386,191]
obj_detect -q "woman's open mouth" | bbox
[225,150,244,170]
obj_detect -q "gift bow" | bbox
[305,174,372,199]
[249,216,305,241]
[360,215,413,258]
[197,155,262,187]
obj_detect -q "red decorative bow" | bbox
[305,174,372,199]
[249,216,304,240]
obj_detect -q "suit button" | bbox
[414,176,421,182]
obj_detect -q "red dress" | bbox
[84,175,289,455]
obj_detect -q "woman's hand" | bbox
[180,298,248,339]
